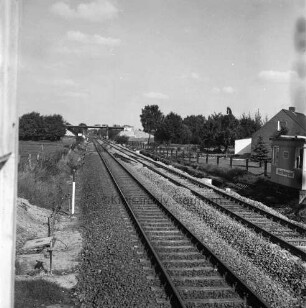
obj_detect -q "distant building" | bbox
[118,127,154,144]
[123,125,133,132]
[235,138,251,155]
[64,129,76,137]
[251,107,306,156]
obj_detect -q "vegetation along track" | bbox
[100,139,306,261]
[93,140,269,308]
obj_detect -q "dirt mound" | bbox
[16,198,52,252]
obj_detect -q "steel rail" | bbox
[101,139,306,261]
[128,155,306,261]
[94,139,270,308]
[103,140,306,235]
[141,150,306,234]
[93,141,187,308]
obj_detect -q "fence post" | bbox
[176,149,178,160]
[206,153,208,164]
[167,148,169,158]
[264,160,268,177]
[71,169,76,215]
[217,156,220,165]
[171,149,173,160]
[197,153,199,164]
[230,156,233,168]
[246,159,249,171]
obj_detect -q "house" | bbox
[251,107,306,156]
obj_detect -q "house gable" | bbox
[251,109,306,156]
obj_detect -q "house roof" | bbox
[282,109,306,134]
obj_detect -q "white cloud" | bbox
[62,91,89,98]
[258,70,294,83]
[211,87,221,94]
[222,86,236,94]
[51,0,118,22]
[191,72,200,80]
[211,86,236,94]
[179,72,202,81]
[67,31,121,47]
[53,79,77,86]
[143,92,169,100]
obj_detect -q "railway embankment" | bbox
[15,140,85,307]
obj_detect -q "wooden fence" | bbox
[143,147,271,176]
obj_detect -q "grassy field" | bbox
[17,137,79,210]
[19,137,75,168]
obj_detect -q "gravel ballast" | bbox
[118,158,302,308]
[76,149,170,307]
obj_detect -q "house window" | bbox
[283,151,289,159]
[272,146,279,165]
[280,120,287,128]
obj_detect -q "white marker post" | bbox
[71,169,76,215]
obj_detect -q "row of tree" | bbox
[19,112,66,141]
[140,105,265,152]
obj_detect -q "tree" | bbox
[236,112,262,139]
[108,128,121,140]
[78,123,88,135]
[140,105,164,142]
[251,136,269,162]
[43,114,66,140]
[19,112,66,141]
[19,112,44,140]
[183,115,205,144]
[200,113,238,152]
[155,112,187,144]
[181,124,192,144]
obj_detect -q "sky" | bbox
[18,0,306,128]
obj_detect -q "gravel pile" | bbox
[76,151,170,308]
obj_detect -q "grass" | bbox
[19,137,75,168]
[18,147,71,210]
[18,138,83,210]
[14,279,74,308]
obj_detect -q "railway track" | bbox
[100,139,306,261]
[93,140,269,308]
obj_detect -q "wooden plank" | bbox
[22,236,54,251]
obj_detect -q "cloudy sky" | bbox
[18,0,305,128]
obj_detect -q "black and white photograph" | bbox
[1,0,306,307]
